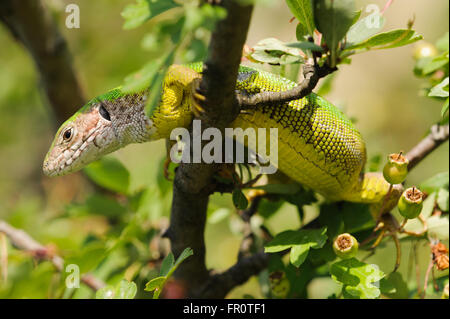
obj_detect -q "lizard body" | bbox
[43,63,391,203]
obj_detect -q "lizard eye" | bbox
[63,128,73,141]
[99,105,111,121]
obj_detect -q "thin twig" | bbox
[237,63,336,108]
[0,220,105,291]
[422,259,434,299]
[406,124,449,171]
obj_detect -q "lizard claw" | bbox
[189,78,206,118]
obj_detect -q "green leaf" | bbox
[290,244,311,267]
[121,0,181,30]
[344,29,422,52]
[96,280,137,299]
[265,227,327,267]
[422,54,449,75]
[144,247,193,299]
[232,189,248,210]
[208,208,231,224]
[437,188,449,212]
[286,41,324,52]
[285,0,316,36]
[331,258,384,299]
[296,23,308,41]
[174,247,194,269]
[380,272,409,299]
[420,172,449,193]
[122,60,160,93]
[96,286,115,299]
[160,253,175,276]
[436,32,449,52]
[83,156,130,194]
[115,280,137,299]
[342,203,375,233]
[144,276,166,292]
[427,215,449,240]
[429,77,449,98]
[251,38,304,65]
[345,11,385,47]
[314,0,357,65]
[65,194,127,218]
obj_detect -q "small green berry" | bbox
[333,233,359,259]
[269,271,290,298]
[383,153,409,184]
[398,187,424,219]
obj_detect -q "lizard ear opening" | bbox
[99,104,111,121]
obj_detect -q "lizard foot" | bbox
[189,78,206,118]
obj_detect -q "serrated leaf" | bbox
[83,156,130,194]
[144,276,166,291]
[265,228,327,267]
[344,29,422,52]
[232,189,248,210]
[121,0,181,30]
[331,258,384,299]
[160,253,175,277]
[429,77,449,98]
[285,0,316,36]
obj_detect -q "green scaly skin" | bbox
[43,63,394,203]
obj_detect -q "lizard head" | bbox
[43,89,151,177]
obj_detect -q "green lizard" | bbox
[43,62,396,203]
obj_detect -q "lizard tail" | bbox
[341,172,403,206]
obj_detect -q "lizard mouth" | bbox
[43,120,111,177]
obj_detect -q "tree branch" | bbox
[194,251,269,299]
[0,220,105,291]
[166,0,254,297]
[405,123,449,171]
[0,0,84,125]
[237,62,336,108]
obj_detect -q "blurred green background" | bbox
[0,0,448,298]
